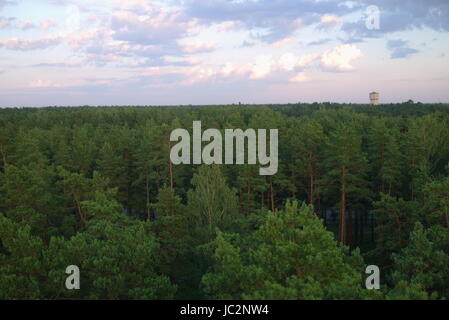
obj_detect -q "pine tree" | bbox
[390,222,449,298]
[0,214,44,299]
[321,123,370,245]
[187,165,239,242]
[372,194,420,265]
[366,118,402,196]
[288,118,327,208]
[202,201,375,300]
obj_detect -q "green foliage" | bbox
[0,214,44,299]
[187,165,239,242]
[202,201,371,300]
[372,194,420,263]
[390,223,449,299]
[1,104,449,300]
[150,186,192,293]
[0,214,176,299]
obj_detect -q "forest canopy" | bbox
[0,102,448,300]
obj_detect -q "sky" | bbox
[0,0,448,107]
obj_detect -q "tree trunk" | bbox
[322,207,326,227]
[127,184,132,217]
[0,144,6,166]
[169,161,174,189]
[168,141,174,189]
[444,206,449,228]
[347,207,353,246]
[146,176,151,220]
[359,211,365,243]
[309,173,314,205]
[74,197,87,226]
[339,175,347,245]
[261,190,264,208]
[247,182,251,216]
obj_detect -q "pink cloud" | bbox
[318,15,343,29]
[19,20,34,30]
[249,54,277,79]
[0,17,14,29]
[180,66,217,85]
[27,78,112,89]
[28,80,63,88]
[112,0,153,11]
[216,21,242,32]
[111,7,198,46]
[40,19,56,31]
[180,40,216,54]
[270,37,295,48]
[321,44,362,71]
[297,54,319,67]
[289,72,310,83]
[0,36,62,50]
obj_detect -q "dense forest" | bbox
[0,102,448,300]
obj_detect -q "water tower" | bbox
[369,92,380,105]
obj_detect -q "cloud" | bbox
[216,20,242,32]
[26,76,121,90]
[270,37,295,48]
[65,29,107,50]
[387,39,407,49]
[111,0,153,11]
[28,80,63,88]
[220,62,237,77]
[241,39,262,47]
[342,0,449,42]
[307,38,332,46]
[338,37,364,44]
[179,1,447,46]
[0,36,62,50]
[0,0,10,10]
[136,64,215,87]
[277,52,318,71]
[387,39,419,59]
[5,18,55,31]
[249,54,277,79]
[297,54,319,67]
[67,4,202,65]
[190,52,322,82]
[132,52,321,86]
[40,19,56,31]
[177,0,350,44]
[321,44,362,71]
[19,20,35,30]
[31,62,83,68]
[216,52,319,81]
[26,2,208,67]
[317,15,343,29]
[390,47,419,59]
[180,40,216,54]
[0,17,14,28]
[289,72,309,83]
[279,53,298,71]
[110,8,197,47]
[180,65,218,85]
